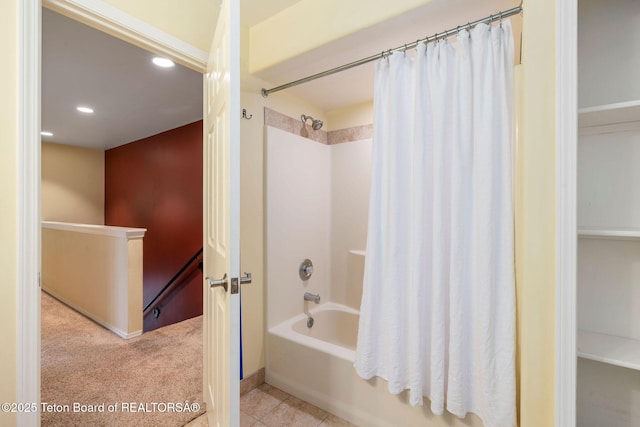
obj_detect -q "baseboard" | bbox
[240,368,265,395]
[42,288,142,339]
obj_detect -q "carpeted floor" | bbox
[41,291,205,426]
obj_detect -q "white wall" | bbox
[265,123,373,327]
[578,238,640,340]
[330,140,371,309]
[578,0,640,107]
[265,126,331,328]
[578,130,640,228]
[577,359,640,427]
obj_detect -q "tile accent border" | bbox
[265,108,328,144]
[240,368,265,395]
[264,108,372,145]
[328,124,373,145]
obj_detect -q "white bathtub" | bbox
[270,302,359,362]
[266,302,483,427]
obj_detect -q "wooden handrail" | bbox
[143,248,203,317]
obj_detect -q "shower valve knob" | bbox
[299,259,314,280]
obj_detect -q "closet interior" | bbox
[577,0,640,425]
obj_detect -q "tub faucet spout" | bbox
[304,292,320,304]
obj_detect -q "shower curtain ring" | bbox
[500,11,503,27]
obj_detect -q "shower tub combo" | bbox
[265,118,482,426]
[266,301,474,427]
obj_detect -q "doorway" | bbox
[40,7,205,334]
[16,1,211,424]
[39,5,206,425]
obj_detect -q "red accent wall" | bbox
[105,121,203,331]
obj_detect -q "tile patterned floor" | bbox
[184,383,356,427]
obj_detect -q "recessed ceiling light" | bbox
[152,57,175,68]
[41,131,53,137]
[77,106,94,114]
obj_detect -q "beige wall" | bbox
[517,0,556,426]
[250,0,436,72]
[238,90,266,377]
[41,222,145,338]
[0,0,18,424]
[88,0,216,53]
[42,142,105,225]
[326,102,373,131]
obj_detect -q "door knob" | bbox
[206,273,228,292]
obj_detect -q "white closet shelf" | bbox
[578,100,640,128]
[578,227,640,240]
[348,250,366,257]
[578,330,640,371]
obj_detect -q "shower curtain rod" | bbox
[261,4,522,98]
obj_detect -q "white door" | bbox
[203,0,241,425]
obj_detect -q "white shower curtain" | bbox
[355,21,515,427]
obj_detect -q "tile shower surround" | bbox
[264,108,372,145]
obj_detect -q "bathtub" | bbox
[266,302,483,427]
[270,302,359,361]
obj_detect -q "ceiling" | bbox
[42,0,521,150]
[42,8,204,150]
[41,0,303,151]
